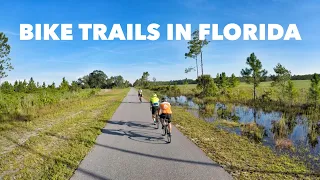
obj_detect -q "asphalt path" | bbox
[71,88,233,180]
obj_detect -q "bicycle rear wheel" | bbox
[156,116,159,129]
[166,126,171,143]
[162,125,166,136]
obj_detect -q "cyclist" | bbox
[149,93,160,125]
[138,89,143,98]
[159,97,172,136]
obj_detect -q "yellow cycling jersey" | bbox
[150,97,160,106]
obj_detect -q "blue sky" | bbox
[1,0,319,84]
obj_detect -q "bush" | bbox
[0,89,100,121]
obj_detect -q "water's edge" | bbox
[167,95,320,171]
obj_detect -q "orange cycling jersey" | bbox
[160,102,172,114]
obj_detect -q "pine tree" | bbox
[241,53,268,101]
[27,77,37,92]
[59,77,69,91]
[229,73,240,88]
[42,82,46,89]
[309,73,320,108]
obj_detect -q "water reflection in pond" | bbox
[167,96,320,171]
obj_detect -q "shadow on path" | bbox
[107,120,156,130]
[2,132,320,178]
[73,168,111,180]
[101,128,167,144]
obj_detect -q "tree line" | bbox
[146,74,316,86]
[0,70,132,94]
[0,77,77,93]
[76,70,131,89]
[1,32,131,94]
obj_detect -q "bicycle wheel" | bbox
[156,116,159,129]
[162,125,166,136]
[166,126,171,143]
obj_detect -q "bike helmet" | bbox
[161,97,167,102]
[153,94,157,97]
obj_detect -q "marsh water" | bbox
[167,96,320,171]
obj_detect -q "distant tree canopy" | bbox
[0,70,131,94]
[77,70,131,89]
[133,72,318,87]
[149,79,197,86]
[291,74,319,81]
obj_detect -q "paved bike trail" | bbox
[71,88,233,180]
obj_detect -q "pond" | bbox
[166,95,320,171]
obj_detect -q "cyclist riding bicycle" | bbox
[159,97,172,136]
[138,89,143,97]
[150,93,160,125]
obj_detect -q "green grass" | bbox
[156,80,311,107]
[172,107,318,179]
[176,80,310,94]
[0,88,129,179]
[142,89,319,180]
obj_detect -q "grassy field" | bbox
[155,80,312,107]
[177,80,310,95]
[142,89,319,180]
[0,88,129,179]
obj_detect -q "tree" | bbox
[16,80,28,93]
[152,77,156,86]
[105,75,130,88]
[184,78,189,85]
[185,50,199,77]
[184,67,195,74]
[0,81,13,93]
[241,53,268,101]
[185,30,210,77]
[308,73,320,108]
[271,63,291,102]
[124,80,130,88]
[0,32,14,86]
[285,80,298,106]
[271,63,291,86]
[77,75,90,89]
[229,73,240,88]
[59,77,69,91]
[42,82,46,89]
[88,70,107,88]
[113,75,124,87]
[13,80,18,92]
[27,77,37,92]
[220,72,229,94]
[133,79,142,87]
[196,75,218,97]
[219,72,228,88]
[70,81,80,92]
[49,82,56,89]
[141,71,150,88]
[14,80,25,92]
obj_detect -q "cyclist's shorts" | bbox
[151,106,159,115]
[160,113,172,123]
[138,93,142,97]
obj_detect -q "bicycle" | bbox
[161,117,171,143]
[138,93,142,102]
[155,114,160,129]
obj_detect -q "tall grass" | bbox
[0,89,100,122]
